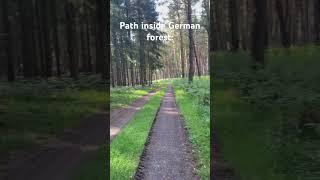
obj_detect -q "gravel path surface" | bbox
[135,84,198,180]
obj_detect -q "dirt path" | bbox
[8,111,108,180]
[110,90,157,140]
[135,84,198,180]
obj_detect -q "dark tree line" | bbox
[0,0,109,82]
[211,0,320,53]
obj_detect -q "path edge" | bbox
[132,100,163,180]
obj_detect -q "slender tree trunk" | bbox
[40,0,53,77]
[186,0,194,82]
[65,2,79,80]
[252,0,267,68]
[276,0,291,48]
[229,0,239,51]
[193,39,201,76]
[96,0,109,80]
[85,8,92,72]
[2,0,15,81]
[51,0,61,77]
[137,0,146,86]
[20,0,36,78]
[315,0,320,45]
[177,12,185,78]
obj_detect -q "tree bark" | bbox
[252,0,267,68]
[51,0,61,76]
[96,0,109,80]
[229,0,239,51]
[186,0,194,82]
[276,0,291,48]
[20,0,36,78]
[315,0,320,45]
[177,12,185,78]
[40,0,53,77]
[2,0,15,81]
[65,2,79,80]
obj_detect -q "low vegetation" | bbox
[213,46,320,179]
[111,82,161,110]
[0,75,107,155]
[173,77,210,179]
[110,89,164,179]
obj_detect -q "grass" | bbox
[173,77,210,179]
[0,77,107,155]
[213,46,320,179]
[110,88,164,179]
[72,146,107,180]
[111,83,160,109]
[214,79,284,180]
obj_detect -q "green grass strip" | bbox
[72,146,107,180]
[173,81,210,180]
[110,89,164,179]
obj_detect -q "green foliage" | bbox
[214,80,284,180]
[0,76,107,154]
[72,146,107,180]
[111,82,161,109]
[173,77,210,179]
[110,90,164,179]
[213,46,320,179]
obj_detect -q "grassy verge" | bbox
[173,77,210,179]
[72,146,107,180]
[111,83,160,110]
[0,77,107,155]
[214,80,284,180]
[110,88,164,179]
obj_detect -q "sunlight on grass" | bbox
[173,78,210,179]
[110,89,164,179]
[111,83,160,109]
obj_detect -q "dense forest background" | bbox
[0,0,109,81]
[110,0,209,87]
[210,0,320,179]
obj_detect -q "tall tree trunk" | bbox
[20,0,36,78]
[96,0,109,80]
[65,2,78,80]
[40,0,53,77]
[51,0,61,77]
[229,0,239,51]
[137,0,146,86]
[276,0,291,48]
[315,0,320,45]
[252,0,267,68]
[193,39,201,76]
[186,0,194,82]
[85,8,92,72]
[177,12,185,78]
[2,0,15,81]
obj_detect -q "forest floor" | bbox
[0,76,108,180]
[7,108,108,180]
[135,84,198,180]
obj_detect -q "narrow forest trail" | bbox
[135,84,198,180]
[110,90,157,140]
[8,111,108,180]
